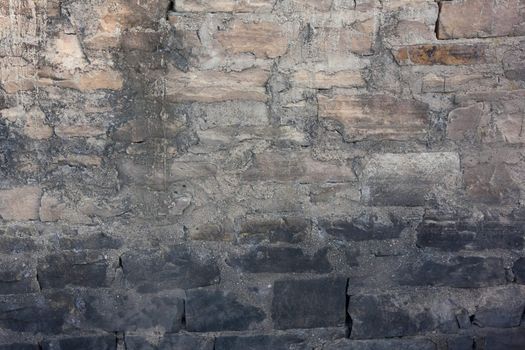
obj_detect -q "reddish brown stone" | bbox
[394,44,487,65]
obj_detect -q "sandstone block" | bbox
[0,186,41,221]
[318,94,428,141]
[394,44,488,65]
[448,97,525,144]
[242,151,355,183]
[291,70,365,89]
[361,152,461,206]
[165,68,269,103]
[174,0,275,12]
[215,21,288,58]
[438,0,525,39]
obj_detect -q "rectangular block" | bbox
[319,94,428,141]
[438,0,525,39]
[121,245,220,293]
[349,292,458,338]
[0,258,38,295]
[41,336,116,350]
[324,338,436,350]
[319,212,407,241]
[0,292,72,334]
[186,289,265,332]
[310,22,376,56]
[174,0,275,12]
[227,246,331,273]
[79,289,185,332]
[482,329,525,350]
[0,186,41,221]
[126,334,214,350]
[393,44,488,65]
[416,220,524,251]
[402,256,505,288]
[215,335,305,350]
[165,68,269,103]
[37,251,116,289]
[242,151,356,183]
[447,96,525,144]
[361,152,461,206]
[237,216,309,244]
[215,21,288,58]
[291,70,365,89]
[271,277,347,329]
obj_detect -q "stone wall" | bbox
[0,0,524,349]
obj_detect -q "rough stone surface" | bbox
[272,277,347,329]
[0,0,524,347]
[323,338,436,350]
[186,289,265,332]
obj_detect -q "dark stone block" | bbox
[512,257,525,283]
[348,293,457,339]
[41,336,116,350]
[215,335,306,350]
[185,289,265,332]
[365,177,430,207]
[59,233,123,250]
[446,336,473,350]
[403,257,505,288]
[238,216,309,244]
[0,258,38,295]
[416,221,524,251]
[0,236,37,254]
[272,277,347,330]
[37,251,114,289]
[472,286,525,328]
[482,329,525,350]
[122,245,220,293]
[324,338,436,350]
[125,334,214,350]
[319,213,406,241]
[0,292,72,334]
[0,344,39,350]
[79,289,184,332]
[227,246,331,273]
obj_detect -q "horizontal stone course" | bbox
[1,0,524,347]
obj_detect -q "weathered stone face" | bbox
[438,0,525,39]
[0,0,524,348]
